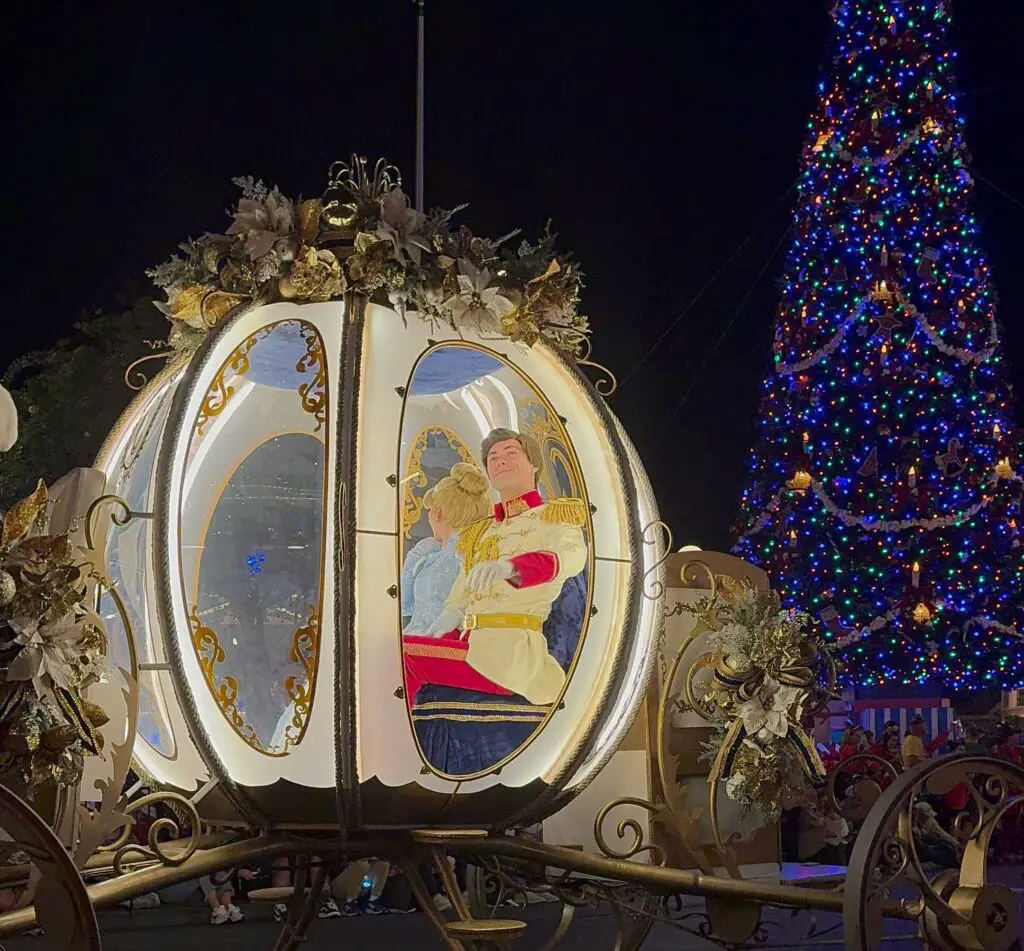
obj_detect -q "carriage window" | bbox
[398,344,590,778]
[179,321,328,755]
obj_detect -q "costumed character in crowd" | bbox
[401,463,491,633]
[402,428,587,708]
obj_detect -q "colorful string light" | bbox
[734,0,1023,690]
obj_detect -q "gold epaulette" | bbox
[540,497,587,527]
[455,516,498,572]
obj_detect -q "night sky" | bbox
[3,1,1022,550]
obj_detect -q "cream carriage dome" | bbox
[90,157,665,830]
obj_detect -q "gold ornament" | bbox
[42,725,78,751]
[911,602,933,624]
[786,470,812,494]
[288,246,347,302]
[298,198,323,246]
[170,284,245,330]
[82,699,110,729]
[994,457,1016,480]
[0,568,15,607]
[2,479,48,545]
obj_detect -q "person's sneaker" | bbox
[341,899,361,917]
[227,904,245,923]
[120,892,161,911]
[318,897,342,919]
[273,902,288,922]
[210,906,230,925]
[365,898,389,915]
[432,893,452,912]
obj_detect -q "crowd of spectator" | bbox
[783,715,1023,869]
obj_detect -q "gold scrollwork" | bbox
[844,754,1024,951]
[295,323,327,433]
[640,520,674,600]
[282,608,320,752]
[193,325,275,435]
[401,425,476,539]
[594,798,668,866]
[96,791,203,877]
[187,607,262,752]
[576,336,619,396]
[124,351,177,392]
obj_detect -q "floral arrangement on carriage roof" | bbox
[148,155,590,356]
[0,478,110,790]
[688,580,833,823]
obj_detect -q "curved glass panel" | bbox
[398,343,592,779]
[100,380,179,757]
[179,320,327,756]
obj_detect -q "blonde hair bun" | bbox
[450,462,489,498]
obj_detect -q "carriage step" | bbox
[445,918,528,947]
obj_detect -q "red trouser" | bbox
[402,631,513,710]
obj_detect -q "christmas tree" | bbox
[734,0,1023,690]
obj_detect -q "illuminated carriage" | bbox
[90,295,661,829]
[0,161,1019,951]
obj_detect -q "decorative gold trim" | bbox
[394,339,596,784]
[187,606,264,754]
[295,324,327,432]
[193,324,275,435]
[400,424,475,540]
[124,350,178,392]
[576,336,619,396]
[281,607,320,752]
[182,319,330,759]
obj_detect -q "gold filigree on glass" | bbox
[295,323,327,432]
[187,607,262,753]
[400,425,475,540]
[281,607,320,752]
[193,325,275,435]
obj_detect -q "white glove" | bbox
[425,608,464,638]
[466,557,517,593]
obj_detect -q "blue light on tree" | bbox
[733,0,1023,690]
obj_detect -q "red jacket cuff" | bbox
[509,551,559,588]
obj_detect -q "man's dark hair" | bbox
[481,428,543,486]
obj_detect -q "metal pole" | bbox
[415,0,425,211]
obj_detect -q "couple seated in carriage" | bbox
[401,427,588,776]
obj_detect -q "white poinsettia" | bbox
[726,774,748,800]
[0,383,17,452]
[376,188,431,265]
[227,187,298,262]
[739,676,803,743]
[446,261,516,332]
[5,613,86,699]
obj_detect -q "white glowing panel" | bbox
[356,304,654,796]
[94,366,210,791]
[563,417,663,793]
[163,302,341,788]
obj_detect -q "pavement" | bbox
[3,870,1020,950]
